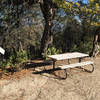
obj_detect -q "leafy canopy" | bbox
[53,0,100,26]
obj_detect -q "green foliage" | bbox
[43,46,62,59]
[0,50,28,70]
[70,44,79,52]
[0,59,8,70]
[47,46,62,55]
[16,50,28,64]
[53,0,100,26]
[0,0,100,72]
[28,48,40,60]
[70,35,93,54]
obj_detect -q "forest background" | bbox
[0,0,100,70]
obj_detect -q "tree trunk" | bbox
[40,0,55,55]
[90,27,100,57]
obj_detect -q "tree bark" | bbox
[90,27,100,57]
[40,0,55,55]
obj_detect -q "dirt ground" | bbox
[0,56,100,100]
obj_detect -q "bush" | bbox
[16,50,28,64]
[70,35,93,54]
[0,59,8,70]
[0,50,28,71]
[43,46,62,59]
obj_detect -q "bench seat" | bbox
[58,61,94,79]
[59,61,94,69]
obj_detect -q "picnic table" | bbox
[48,52,94,79]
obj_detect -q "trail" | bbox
[0,57,100,100]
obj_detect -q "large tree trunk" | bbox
[40,0,55,55]
[90,27,100,57]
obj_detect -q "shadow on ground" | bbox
[24,60,52,69]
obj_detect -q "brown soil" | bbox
[0,56,100,100]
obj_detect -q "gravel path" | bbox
[0,57,100,100]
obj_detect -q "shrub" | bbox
[16,50,28,64]
[70,35,93,54]
[0,50,28,71]
[0,59,7,70]
[43,46,62,59]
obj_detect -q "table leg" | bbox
[53,60,56,69]
[78,58,83,69]
[59,69,67,80]
[79,58,82,62]
[64,69,67,79]
[68,59,72,72]
[91,64,94,72]
[83,64,94,73]
[68,59,70,64]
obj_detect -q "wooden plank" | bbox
[59,61,94,69]
[48,52,89,60]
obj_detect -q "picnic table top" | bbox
[48,52,89,61]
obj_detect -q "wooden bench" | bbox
[58,61,94,79]
[59,61,94,70]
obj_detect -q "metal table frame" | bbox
[48,52,94,79]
